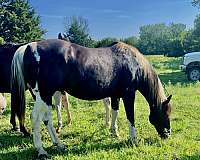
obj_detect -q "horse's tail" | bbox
[11,45,28,130]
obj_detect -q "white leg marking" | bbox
[128,121,136,142]
[62,92,72,125]
[54,91,63,130]
[103,98,111,127]
[43,106,62,147]
[31,92,47,155]
[110,109,119,137]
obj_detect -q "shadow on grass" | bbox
[0,133,32,150]
[0,134,35,160]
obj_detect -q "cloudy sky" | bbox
[29,0,198,39]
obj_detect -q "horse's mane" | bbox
[111,42,166,108]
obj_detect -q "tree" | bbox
[0,0,45,43]
[138,23,171,54]
[138,23,187,56]
[121,36,139,48]
[192,0,200,8]
[64,16,96,47]
[95,37,118,48]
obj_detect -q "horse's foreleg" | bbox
[62,92,72,125]
[122,92,136,143]
[54,91,63,133]
[103,98,111,127]
[43,107,65,150]
[31,98,48,158]
[110,97,120,137]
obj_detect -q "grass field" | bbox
[0,55,200,160]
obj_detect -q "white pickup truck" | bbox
[180,52,200,81]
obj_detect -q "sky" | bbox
[29,0,199,40]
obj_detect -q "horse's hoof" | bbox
[11,127,20,132]
[105,122,111,128]
[23,131,31,137]
[37,149,49,160]
[67,120,72,126]
[38,153,49,160]
[110,128,119,137]
[56,128,61,134]
[54,143,66,152]
[127,137,138,146]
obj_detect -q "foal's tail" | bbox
[11,45,28,129]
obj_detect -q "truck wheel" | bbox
[187,67,200,81]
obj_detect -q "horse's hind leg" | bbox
[10,106,17,131]
[11,94,29,136]
[62,92,72,125]
[122,92,136,142]
[54,91,63,133]
[103,98,111,127]
[110,97,120,137]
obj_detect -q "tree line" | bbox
[0,0,200,56]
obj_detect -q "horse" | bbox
[0,43,72,135]
[11,39,172,158]
[0,93,7,115]
[0,42,111,135]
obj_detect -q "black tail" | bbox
[11,45,29,136]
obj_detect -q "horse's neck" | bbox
[137,68,166,108]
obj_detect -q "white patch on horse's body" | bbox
[128,121,136,141]
[30,42,40,62]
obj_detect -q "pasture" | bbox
[0,55,200,160]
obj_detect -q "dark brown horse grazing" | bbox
[11,39,172,158]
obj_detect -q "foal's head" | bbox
[149,95,172,139]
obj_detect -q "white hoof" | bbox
[37,148,48,159]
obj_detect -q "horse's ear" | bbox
[58,33,63,39]
[163,95,172,105]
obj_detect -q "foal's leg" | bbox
[103,98,111,127]
[110,97,120,137]
[53,91,63,133]
[31,97,48,158]
[43,106,65,149]
[122,93,136,142]
[62,92,72,125]
[31,94,64,158]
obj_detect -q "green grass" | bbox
[0,55,200,160]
